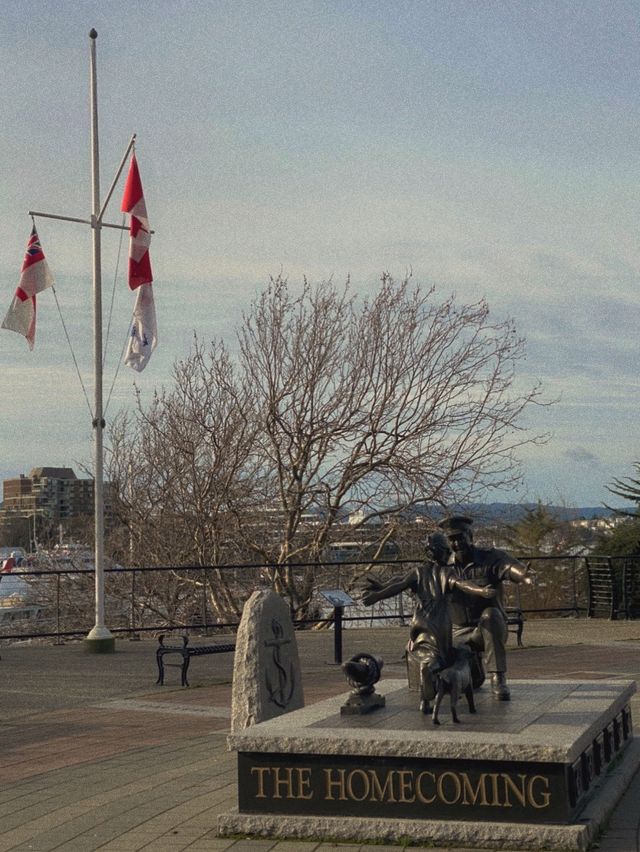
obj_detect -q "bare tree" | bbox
[233,274,545,612]
[107,339,262,621]
[107,273,546,620]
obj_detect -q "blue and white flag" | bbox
[125,283,157,371]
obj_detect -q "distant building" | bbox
[569,516,627,533]
[324,539,399,562]
[0,467,109,545]
[347,509,382,526]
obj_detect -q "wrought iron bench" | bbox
[506,607,525,647]
[156,634,235,687]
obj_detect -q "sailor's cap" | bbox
[438,515,473,534]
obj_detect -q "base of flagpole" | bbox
[85,625,116,653]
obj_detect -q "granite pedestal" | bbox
[219,678,639,851]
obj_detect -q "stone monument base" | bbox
[219,678,638,851]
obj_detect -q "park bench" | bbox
[506,607,524,647]
[156,634,235,687]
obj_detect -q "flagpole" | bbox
[85,28,114,653]
[28,211,134,232]
[99,134,136,223]
[11,29,151,652]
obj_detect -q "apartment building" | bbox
[0,467,102,542]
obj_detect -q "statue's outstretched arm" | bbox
[449,576,496,599]
[362,571,414,606]
[505,559,535,586]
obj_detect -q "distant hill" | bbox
[411,502,634,525]
[460,503,613,523]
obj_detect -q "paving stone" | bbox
[594,828,640,851]
[137,840,194,852]
[185,835,240,851]
[96,831,157,851]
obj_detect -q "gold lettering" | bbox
[528,775,551,809]
[295,767,314,800]
[369,769,397,802]
[437,771,462,805]
[487,773,501,806]
[250,766,270,799]
[462,773,489,806]
[397,770,416,803]
[272,766,294,799]
[324,768,347,801]
[416,771,436,804]
[346,768,371,801]
[502,774,527,808]
[317,765,552,811]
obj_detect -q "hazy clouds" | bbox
[1,1,639,506]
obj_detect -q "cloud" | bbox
[3,3,640,508]
[562,446,603,466]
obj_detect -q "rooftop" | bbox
[29,467,78,480]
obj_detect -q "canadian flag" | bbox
[121,152,156,371]
[121,153,153,289]
[1,226,54,350]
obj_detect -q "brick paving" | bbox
[0,621,639,851]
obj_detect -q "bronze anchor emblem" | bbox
[264,617,295,708]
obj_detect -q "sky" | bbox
[1,0,640,508]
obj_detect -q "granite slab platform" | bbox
[219,678,639,850]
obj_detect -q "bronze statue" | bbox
[431,644,476,725]
[341,652,386,715]
[362,532,495,719]
[439,515,535,701]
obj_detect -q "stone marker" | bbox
[231,589,304,732]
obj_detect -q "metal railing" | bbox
[1,554,638,643]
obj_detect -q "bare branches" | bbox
[106,273,546,618]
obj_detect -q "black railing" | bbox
[1,554,638,643]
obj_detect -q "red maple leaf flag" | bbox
[121,151,156,370]
[121,153,153,289]
[2,226,54,350]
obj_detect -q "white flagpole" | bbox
[99,134,136,223]
[85,28,114,653]
[26,31,145,652]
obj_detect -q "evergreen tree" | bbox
[503,500,569,556]
[592,462,640,555]
[606,461,640,516]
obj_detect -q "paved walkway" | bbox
[1,620,640,851]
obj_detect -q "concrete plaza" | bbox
[2,619,640,851]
